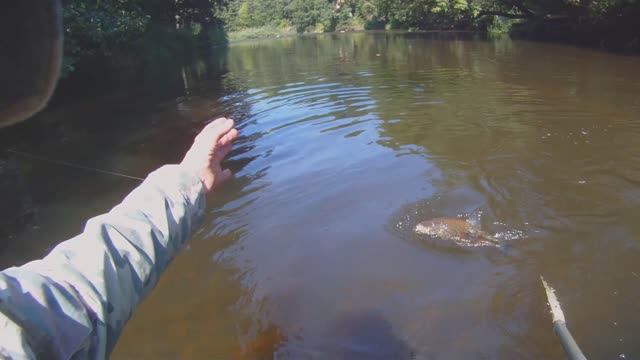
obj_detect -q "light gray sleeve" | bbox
[0,164,206,359]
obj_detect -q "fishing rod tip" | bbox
[540,275,566,324]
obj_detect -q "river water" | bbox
[2,32,640,359]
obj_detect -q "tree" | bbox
[284,0,334,32]
[61,0,230,78]
[62,0,150,75]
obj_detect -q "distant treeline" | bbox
[62,0,639,79]
[222,0,640,51]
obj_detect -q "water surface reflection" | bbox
[2,33,640,359]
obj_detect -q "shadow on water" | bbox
[232,305,415,360]
[0,51,239,266]
[317,311,415,360]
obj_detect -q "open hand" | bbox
[181,118,239,193]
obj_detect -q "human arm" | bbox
[0,118,238,359]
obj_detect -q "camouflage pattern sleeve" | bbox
[0,164,206,359]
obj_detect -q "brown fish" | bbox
[414,217,500,248]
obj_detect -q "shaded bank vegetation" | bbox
[59,0,227,90]
[222,0,640,52]
[62,0,639,82]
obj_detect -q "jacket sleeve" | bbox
[0,164,206,359]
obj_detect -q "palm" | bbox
[182,118,239,193]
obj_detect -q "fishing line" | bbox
[7,149,144,181]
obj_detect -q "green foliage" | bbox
[362,0,475,30]
[220,0,289,31]
[206,26,230,46]
[222,0,503,35]
[284,0,333,32]
[486,0,640,51]
[224,0,370,34]
[484,16,517,35]
[60,0,639,78]
[228,25,293,41]
[61,0,228,78]
[330,10,366,32]
[62,0,150,76]
[363,18,386,30]
[325,6,353,32]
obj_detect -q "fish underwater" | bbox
[414,217,501,248]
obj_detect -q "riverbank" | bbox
[229,24,639,54]
[228,28,482,43]
[228,17,367,42]
[228,26,298,42]
[507,15,639,54]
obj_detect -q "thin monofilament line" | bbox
[8,149,144,181]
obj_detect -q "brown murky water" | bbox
[2,32,640,359]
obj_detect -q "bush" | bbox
[62,0,150,76]
[364,18,386,30]
[485,16,518,35]
[61,0,229,78]
[228,25,293,41]
[283,0,333,33]
[206,26,229,47]
[221,0,289,31]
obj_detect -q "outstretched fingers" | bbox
[182,118,239,193]
[215,142,234,163]
[197,117,235,146]
[218,128,239,147]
